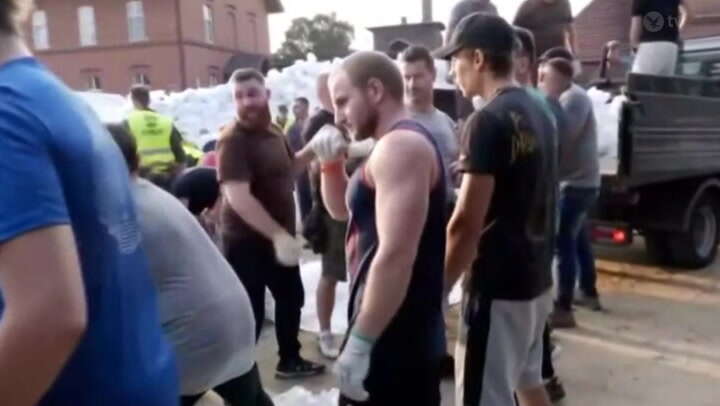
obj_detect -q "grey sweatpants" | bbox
[455,289,552,406]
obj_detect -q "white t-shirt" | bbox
[132,179,255,395]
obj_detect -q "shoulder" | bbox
[372,129,436,171]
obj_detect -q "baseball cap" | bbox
[433,12,516,61]
[171,167,219,216]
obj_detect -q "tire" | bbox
[667,196,720,269]
[644,231,673,265]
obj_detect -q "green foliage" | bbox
[272,13,355,68]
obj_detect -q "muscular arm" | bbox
[0,226,87,405]
[291,145,316,177]
[320,159,350,221]
[222,182,290,239]
[445,175,495,290]
[352,132,435,339]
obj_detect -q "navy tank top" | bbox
[345,119,447,365]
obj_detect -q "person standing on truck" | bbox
[127,84,186,189]
[436,13,556,406]
[630,0,687,76]
[538,50,603,329]
[514,0,578,61]
[446,0,499,43]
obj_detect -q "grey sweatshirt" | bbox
[559,84,601,188]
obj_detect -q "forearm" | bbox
[566,25,578,54]
[353,252,414,339]
[292,145,316,177]
[0,312,84,404]
[444,217,482,291]
[320,161,349,220]
[225,189,288,239]
[630,18,642,48]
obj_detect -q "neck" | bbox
[479,74,517,101]
[516,72,532,88]
[409,98,434,114]
[0,34,31,67]
[374,102,408,140]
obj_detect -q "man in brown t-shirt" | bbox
[217,68,325,379]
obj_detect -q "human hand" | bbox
[271,232,304,266]
[334,333,374,402]
[309,125,348,163]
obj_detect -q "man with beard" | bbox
[435,13,555,406]
[308,51,446,406]
[217,68,324,379]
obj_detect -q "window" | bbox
[32,10,49,50]
[228,11,238,49]
[133,73,150,85]
[78,6,97,46]
[209,67,220,86]
[127,1,146,42]
[203,4,214,44]
[88,75,102,90]
[247,12,258,51]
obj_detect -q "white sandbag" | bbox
[273,386,339,406]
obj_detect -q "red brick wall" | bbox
[24,0,273,92]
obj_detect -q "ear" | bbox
[366,77,385,104]
[473,49,486,71]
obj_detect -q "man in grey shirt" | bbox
[539,54,602,329]
[399,45,460,205]
[107,124,273,406]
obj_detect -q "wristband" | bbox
[321,159,345,174]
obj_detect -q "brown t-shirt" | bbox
[513,0,573,57]
[218,122,296,243]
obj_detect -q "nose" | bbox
[448,61,457,85]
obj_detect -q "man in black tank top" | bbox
[307,51,446,406]
[435,13,555,406]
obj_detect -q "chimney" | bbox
[422,0,432,22]
[401,16,408,24]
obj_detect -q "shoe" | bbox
[275,357,326,379]
[440,353,454,379]
[545,376,567,403]
[550,307,577,329]
[574,292,604,312]
[318,332,340,359]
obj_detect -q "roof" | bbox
[265,0,283,14]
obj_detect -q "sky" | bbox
[269,0,595,52]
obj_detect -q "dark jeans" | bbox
[181,365,274,406]
[556,187,600,310]
[225,238,304,362]
[296,171,313,222]
[338,361,441,406]
[541,325,555,379]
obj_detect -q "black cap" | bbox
[433,12,516,61]
[171,167,219,216]
[539,47,575,63]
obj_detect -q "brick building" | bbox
[368,0,444,58]
[574,0,720,81]
[25,0,283,93]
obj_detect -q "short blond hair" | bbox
[0,0,33,35]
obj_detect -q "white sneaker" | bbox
[318,331,340,359]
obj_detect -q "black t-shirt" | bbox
[460,87,556,300]
[632,0,682,43]
[171,167,218,216]
[302,109,335,144]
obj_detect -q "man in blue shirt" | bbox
[0,2,178,404]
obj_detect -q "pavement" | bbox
[198,238,720,405]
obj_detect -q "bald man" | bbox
[308,51,446,406]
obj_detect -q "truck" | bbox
[590,35,720,269]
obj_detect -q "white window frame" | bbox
[32,10,49,50]
[203,4,215,44]
[88,75,102,90]
[78,6,97,47]
[127,1,147,42]
[133,72,150,85]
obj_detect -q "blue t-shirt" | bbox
[0,58,178,404]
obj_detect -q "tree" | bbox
[272,13,355,68]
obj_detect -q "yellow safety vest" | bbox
[127,110,175,174]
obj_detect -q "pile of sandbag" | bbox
[272,387,339,406]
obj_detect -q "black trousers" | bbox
[180,365,274,406]
[542,324,555,379]
[338,362,441,406]
[225,238,304,362]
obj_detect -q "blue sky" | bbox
[269,0,595,51]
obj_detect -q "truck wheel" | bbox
[644,231,673,265]
[668,196,720,269]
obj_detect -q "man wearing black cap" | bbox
[435,12,556,406]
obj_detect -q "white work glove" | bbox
[347,138,376,159]
[334,332,374,402]
[271,232,304,267]
[309,124,348,162]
